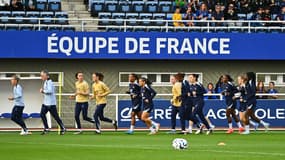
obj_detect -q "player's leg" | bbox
[178,106,186,133]
[168,105,178,133]
[82,102,95,123]
[97,104,117,131]
[126,111,136,134]
[141,111,156,134]
[239,111,245,126]
[242,108,251,134]
[226,107,234,134]
[230,108,243,133]
[93,105,101,134]
[74,102,82,134]
[40,104,50,134]
[49,105,66,135]
[248,104,269,131]
[11,106,28,135]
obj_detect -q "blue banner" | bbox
[0,31,284,60]
[118,100,285,128]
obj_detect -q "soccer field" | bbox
[0,131,284,160]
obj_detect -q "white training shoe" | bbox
[155,123,160,133]
[263,122,270,132]
[195,128,203,135]
[241,130,250,135]
[20,130,29,136]
[206,129,213,135]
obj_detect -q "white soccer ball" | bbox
[172,138,188,150]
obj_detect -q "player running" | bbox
[188,74,213,135]
[8,75,29,135]
[91,72,117,134]
[139,77,160,135]
[242,72,270,134]
[168,73,186,134]
[126,73,142,134]
[40,70,66,135]
[221,74,244,134]
[70,72,95,135]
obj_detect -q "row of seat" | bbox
[35,0,62,11]
[91,0,175,16]
[0,11,68,24]
[98,12,282,27]
[0,113,41,119]
[103,26,285,33]
[0,24,75,31]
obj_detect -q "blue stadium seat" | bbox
[19,24,34,31]
[153,13,166,26]
[26,11,40,24]
[272,14,278,20]
[175,27,188,32]
[166,13,173,26]
[29,113,41,118]
[6,24,19,31]
[91,0,105,17]
[63,26,75,32]
[55,12,68,24]
[148,26,161,32]
[246,13,254,20]
[98,12,112,28]
[133,26,147,32]
[48,0,61,11]
[1,113,12,118]
[159,1,172,13]
[0,24,5,30]
[35,25,49,31]
[118,1,132,12]
[145,1,158,13]
[112,12,125,26]
[105,1,118,12]
[139,13,152,26]
[126,13,139,26]
[0,11,11,24]
[41,11,54,24]
[49,25,62,31]
[237,14,246,20]
[12,11,25,24]
[36,0,48,11]
[132,1,145,13]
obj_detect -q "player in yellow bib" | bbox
[91,72,117,134]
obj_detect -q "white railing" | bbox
[1,17,285,32]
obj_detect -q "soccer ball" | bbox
[172,138,188,150]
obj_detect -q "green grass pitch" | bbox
[0,131,284,160]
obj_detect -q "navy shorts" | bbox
[143,105,153,113]
[239,102,247,112]
[131,103,142,113]
[247,103,256,110]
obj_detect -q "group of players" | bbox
[162,72,270,135]
[6,70,269,135]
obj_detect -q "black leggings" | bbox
[11,106,27,131]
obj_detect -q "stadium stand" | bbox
[0,0,284,32]
[0,0,75,31]
[89,0,285,33]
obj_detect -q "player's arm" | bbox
[42,81,53,95]
[8,87,22,101]
[98,83,111,97]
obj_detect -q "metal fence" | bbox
[1,17,285,32]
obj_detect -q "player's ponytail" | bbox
[140,77,152,87]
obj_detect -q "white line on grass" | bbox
[4,141,285,157]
